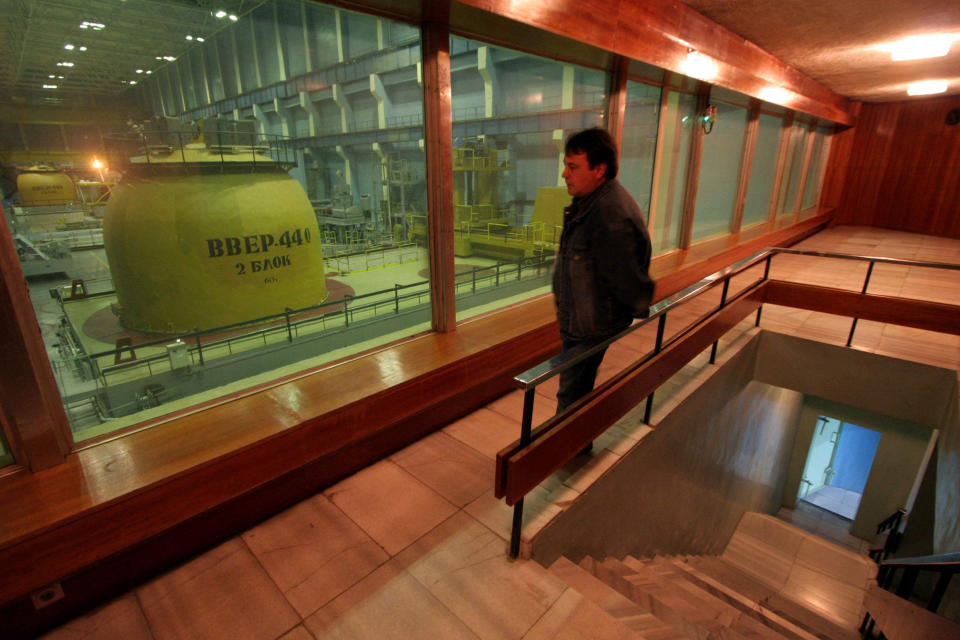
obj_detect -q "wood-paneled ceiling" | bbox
[679,0,960,102]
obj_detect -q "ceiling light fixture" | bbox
[79,21,105,30]
[215,10,227,18]
[64,44,75,50]
[196,37,205,42]
[889,34,954,61]
[229,14,238,21]
[57,61,74,67]
[907,80,948,96]
[185,35,193,40]
[79,46,87,51]
[43,84,58,89]
[759,86,792,104]
[682,50,718,81]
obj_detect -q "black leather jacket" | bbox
[552,178,654,341]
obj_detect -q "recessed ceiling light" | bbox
[888,34,954,61]
[907,80,948,96]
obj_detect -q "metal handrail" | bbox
[505,246,960,558]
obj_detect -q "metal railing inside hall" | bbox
[53,253,556,417]
[504,247,960,557]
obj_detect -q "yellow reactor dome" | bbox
[17,167,77,206]
[103,120,328,334]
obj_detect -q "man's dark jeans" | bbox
[555,337,610,414]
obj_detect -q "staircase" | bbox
[543,512,884,640]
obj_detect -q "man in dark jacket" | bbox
[553,127,655,417]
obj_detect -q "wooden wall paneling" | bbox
[451,0,853,125]
[872,96,960,237]
[422,15,456,331]
[835,101,902,228]
[0,215,71,470]
[820,102,860,213]
[730,100,761,233]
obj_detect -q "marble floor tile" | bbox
[445,406,528,460]
[303,559,480,640]
[323,459,457,555]
[241,494,389,617]
[403,513,566,640]
[278,625,315,640]
[521,587,638,640]
[38,595,154,640]
[136,538,299,640]
[487,389,557,427]
[391,430,493,507]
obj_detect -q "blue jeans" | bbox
[556,337,609,414]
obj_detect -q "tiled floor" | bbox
[40,226,960,639]
[801,486,862,521]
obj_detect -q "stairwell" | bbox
[540,512,956,640]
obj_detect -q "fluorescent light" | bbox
[185,35,193,40]
[229,14,238,21]
[890,34,953,61]
[215,10,227,18]
[79,46,87,51]
[683,50,718,81]
[146,70,152,74]
[196,37,205,42]
[79,21,105,30]
[57,61,74,67]
[48,74,56,78]
[64,44,75,50]
[43,84,58,89]
[135,69,143,73]
[129,80,137,85]
[907,80,948,96]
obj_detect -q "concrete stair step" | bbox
[548,556,687,639]
[688,557,861,640]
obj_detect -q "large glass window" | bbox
[691,100,749,242]
[801,125,833,213]
[620,80,662,219]
[449,36,605,320]
[3,1,428,443]
[741,112,785,228]
[651,90,696,253]
[777,120,812,218]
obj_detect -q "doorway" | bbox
[797,416,882,520]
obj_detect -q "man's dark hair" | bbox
[565,127,618,179]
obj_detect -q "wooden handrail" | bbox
[498,248,960,555]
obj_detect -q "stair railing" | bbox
[869,508,907,563]
[861,552,960,638]
[498,247,960,559]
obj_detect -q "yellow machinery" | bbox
[16,166,77,206]
[103,118,328,334]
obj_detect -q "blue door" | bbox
[831,423,881,493]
